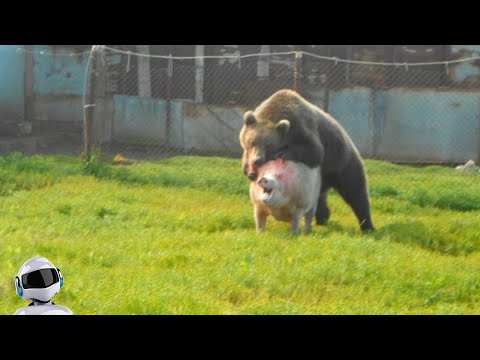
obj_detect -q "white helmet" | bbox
[14,257,64,302]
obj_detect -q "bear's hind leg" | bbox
[315,182,331,226]
[334,162,375,232]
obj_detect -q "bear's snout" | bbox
[253,158,265,167]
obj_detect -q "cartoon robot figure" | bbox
[14,256,73,315]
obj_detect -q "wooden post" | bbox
[84,45,98,161]
[195,45,204,103]
[136,45,151,98]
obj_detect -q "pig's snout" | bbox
[257,176,274,198]
[257,176,269,187]
[257,176,274,192]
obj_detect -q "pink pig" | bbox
[249,157,321,234]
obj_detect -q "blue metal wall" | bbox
[328,87,373,156]
[0,45,478,163]
[108,88,479,163]
[325,87,479,163]
[377,89,479,162]
[113,95,168,144]
[450,45,480,83]
[32,45,88,96]
[0,45,24,121]
[28,46,89,125]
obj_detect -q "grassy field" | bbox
[1,152,479,314]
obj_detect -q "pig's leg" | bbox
[254,206,268,232]
[305,193,319,233]
[290,211,303,234]
[304,208,315,233]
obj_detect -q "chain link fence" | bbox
[82,45,480,165]
[1,45,479,165]
[84,47,297,160]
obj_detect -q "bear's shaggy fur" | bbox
[249,158,321,234]
[239,89,374,232]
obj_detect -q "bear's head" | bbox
[239,111,290,181]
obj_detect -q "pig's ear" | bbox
[276,119,290,138]
[243,111,257,126]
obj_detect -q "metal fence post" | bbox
[166,54,173,147]
[137,45,152,98]
[195,45,205,103]
[294,51,302,93]
[83,45,98,161]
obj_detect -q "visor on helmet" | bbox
[21,268,59,289]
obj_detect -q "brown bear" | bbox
[250,157,322,234]
[239,89,374,232]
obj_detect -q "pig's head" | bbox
[256,171,290,208]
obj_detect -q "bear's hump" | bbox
[254,89,320,125]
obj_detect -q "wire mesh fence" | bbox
[82,45,480,166]
[1,45,478,166]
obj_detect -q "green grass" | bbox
[1,152,480,314]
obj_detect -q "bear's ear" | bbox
[276,119,290,138]
[243,111,257,126]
